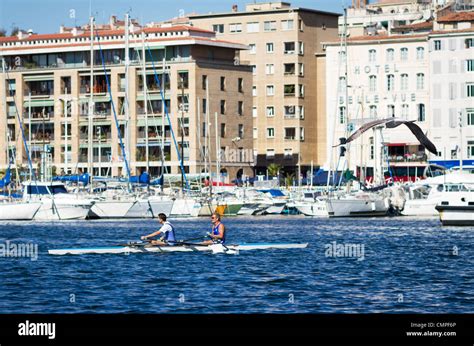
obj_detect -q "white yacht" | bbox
[0,199,42,220]
[402,172,474,216]
[125,195,174,218]
[22,181,94,220]
[435,183,474,226]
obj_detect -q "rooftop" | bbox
[437,11,474,23]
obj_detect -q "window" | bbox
[434,40,442,50]
[284,84,296,96]
[220,76,226,91]
[369,137,374,159]
[266,43,274,53]
[369,75,377,92]
[467,109,474,126]
[6,79,16,96]
[238,101,244,116]
[369,49,376,63]
[202,99,207,114]
[468,141,474,158]
[266,149,275,158]
[229,23,242,33]
[400,47,408,61]
[299,106,305,119]
[387,74,394,91]
[265,64,274,75]
[252,107,257,118]
[252,86,257,96]
[298,63,304,76]
[247,22,259,33]
[253,127,258,139]
[178,72,189,89]
[299,19,304,31]
[369,105,377,118]
[339,50,346,63]
[220,123,226,138]
[299,85,305,97]
[266,85,275,96]
[281,20,294,30]
[266,128,275,138]
[449,83,457,100]
[220,100,226,114]
[300,127,305,141]
[251,65,257,75]
[264,21,277,31]
[338,77,346,93]
[466,59,474,72]
[213,24,224,33]
[284,42,295,54]
[418,104,425,121]
[388,105,395,117]
[284,127,296,140]
[266,106,275,117]
[284,148,293,159]
[238,78,244,93]
[465,38,473,49]
[238,124,244,138]
[468,83,474,97]
[416,47,424,60]
[401,104,409,118]
[416,73,425,90]
[401,74,408,91]
[386,48,394,62]
[249,44,256,54]
[284,63,295,75]
[339,106,346,124]
[284,105,296,118]
[202,75,207,90]
[298,42,304,55]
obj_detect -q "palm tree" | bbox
[267,163,280,177]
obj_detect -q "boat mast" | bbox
[142,31,149,175]
[180,76,185,191]
[206,77,212,197]
[458,111,463,172]
[88,16,94,178]
[214,111,220,188]
[124,13,131,188]
[161,57,166,192]
[64,88,69,175]
[28,92,32,179]
[196,98,203,190]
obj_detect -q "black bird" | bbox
[334,118,438,155]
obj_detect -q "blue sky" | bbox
[0,0,347,34]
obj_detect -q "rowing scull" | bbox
[48,242,308,255]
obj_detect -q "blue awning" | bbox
[429,160,474,169]
[258,189,285,197]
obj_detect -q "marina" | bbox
[0,216,473,314]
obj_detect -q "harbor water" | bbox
[0,216,473,313]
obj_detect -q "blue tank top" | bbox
[212,222,225,244]
[163,222,176,244]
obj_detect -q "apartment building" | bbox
[0,24,254,182]
[324,6,474,182]
[189,2,339,177]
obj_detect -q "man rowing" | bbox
[141,213,176,246]
[202,212,226,245]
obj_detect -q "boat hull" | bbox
[435,205,474,226]
[0,202,41,220]
[34,200,92,220]
[48,242,309,255]
[89,201,135,219]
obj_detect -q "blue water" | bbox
[0,216,473,313]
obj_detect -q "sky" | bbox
[0,0,348,35]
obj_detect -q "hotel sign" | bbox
[338,64,418,105]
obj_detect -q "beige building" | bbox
[189,2,339,177]
[0,24,254,182]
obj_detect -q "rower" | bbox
[202,212,226,245]
[141,213,176,246]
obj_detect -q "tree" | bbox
[267,163,280,177]
[0,28,6,37]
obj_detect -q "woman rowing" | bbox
[141,213,176,246]
[202,212,226,245]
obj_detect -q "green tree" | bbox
[10,26,20,36]
[267,163,280,177]
[0,28,6,37]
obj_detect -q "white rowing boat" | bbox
[48,242,308,255]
